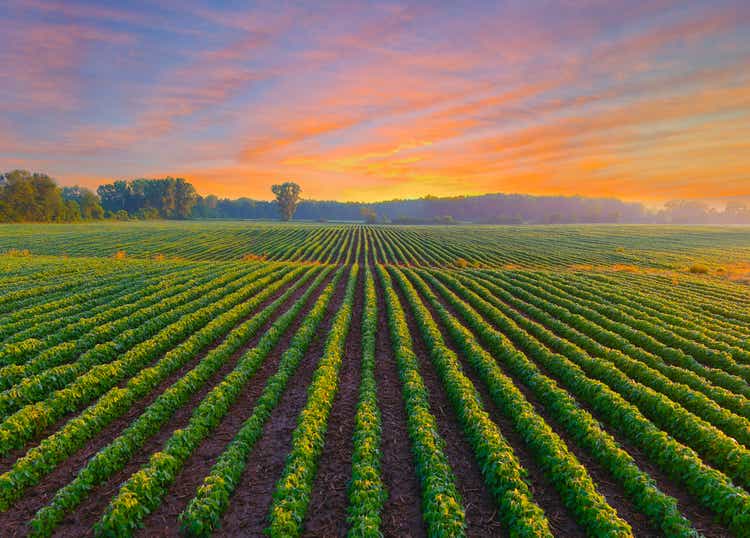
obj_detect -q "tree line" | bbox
[0,171,104,223]
[97,178,197,219]
[0,171,200,223]
[195,190,750,224]
[3,169,750,224]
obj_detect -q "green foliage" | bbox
[98,177,197,219]
[174,266,341,537]
[95,266,342,536]
[267,265,359,537]
[0,264,281,455]
[272,181,301,221]
[376,264,467,538]
[27,266,320,537]
[445,268,750,534]
[346,263,386,537]
[427,269,699,537]
[0,171,107,223]
[1,224,750,537]
[62,186,104,219]
[392,266,556,537]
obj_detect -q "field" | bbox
[1,222,750,537]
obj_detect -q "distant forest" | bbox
[2,169,750,224]
[188,189,750,225]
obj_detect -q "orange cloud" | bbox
[5,1,750,205]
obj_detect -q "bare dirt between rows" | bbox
[391,272,505,537]
[0,269,318,537]
[412,272,588,537]
[471,272,732,537]
[372,268,426,538]
[206,268,349,537]
[0,272,257,474]
[302,266,364,537]
[131,268,341,537]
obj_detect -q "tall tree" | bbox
[271,182,301,221]
[97,181,129,213]
[174,177,198,218]
[96,177,197,219]
[63,186,104,219]
[0,170,66,222]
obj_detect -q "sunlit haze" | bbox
[2,0,749,203]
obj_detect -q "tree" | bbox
[97,177,198,219]
[80,189,104,219]
[0,170,68,222]
[63,186,104,219]
[174,177,198,218]
[271,182,301,221]
[63,199,82,221]
[360,206,378,224]
[97,181,129,213]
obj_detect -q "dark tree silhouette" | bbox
[272,182,301,221]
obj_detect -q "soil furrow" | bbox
[302,267,364,537]
[372,266,425,538]
[391,276,504,537]
[2,272,316,537]
[211,269,349,537]
[130,269,338,537]
[491,281,731,538]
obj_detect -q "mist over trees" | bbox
[3,169,750,224]
[194,192,750,224]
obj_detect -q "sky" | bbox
[1,0,749,204]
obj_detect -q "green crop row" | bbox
[266,264,359,537]
[392,266,560,537]
[436,270,750,534]
[0,269,216,388]
[466,272,750,444]
[504,271,750,400]
[477,272,750,487]
[402,266,641,537]
[94,266,344,536]
[177,266,343,537]
[25,265,324,537]
[376,264,466,538]
[345,264,386,538]
[0,265,306,513]
[0,264,283,452]
[425,269,699,537]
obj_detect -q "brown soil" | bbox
[209,269,349,537]
[302,266,364,537]
[422,279,594,536]
[371,267,426,538]
[468,273,732,537]
[0,270,322,537]
[131,268,341,537]
[3,256,731,538]
[391,273,506,537]
[0,272,271,473]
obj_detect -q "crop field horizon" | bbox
[1,222,749,537]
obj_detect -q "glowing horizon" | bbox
[2,1,749,205]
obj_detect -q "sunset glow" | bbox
[2,0,749,203]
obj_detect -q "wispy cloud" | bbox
[3,0,749,203]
